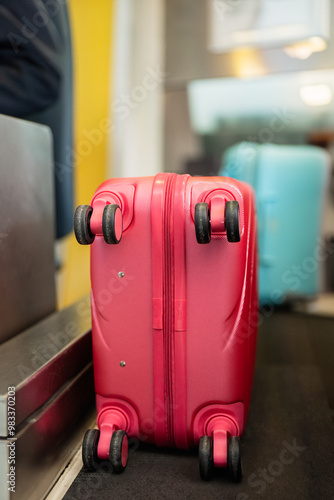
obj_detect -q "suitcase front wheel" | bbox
[74,205,95,245]
[82,428,100,471]
[195,203,211,244]
[225,201,240,243]
[109,430,128,473]
[195,201,240,243]
[103,204,123,245]
[199,434,242,482]
[199,435,214,480]
[227,436,242,482]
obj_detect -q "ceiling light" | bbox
[300,84,332,106]
[230,48,267,78]
[284,37,327,59]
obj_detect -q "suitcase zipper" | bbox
[164,174,177,446]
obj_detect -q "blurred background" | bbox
[1,1,334,499]
[62,0,334,311]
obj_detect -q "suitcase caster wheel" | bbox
[102,204,123,244]
[195,203,211,244]
[225,201,240,243]
[109,430,128,473]
[74,205,95,245]
[227,436,242,482]
[199,435,214,480]
[82,429,100,471]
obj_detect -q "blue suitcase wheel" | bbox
[227,436,242,482]
[74,205,95,245]
[82,428,100,471]
[199,435,214,480]
[195,203,211,244]
[109,430,128,473]
[225,201,240,242]
[102,204,123,244]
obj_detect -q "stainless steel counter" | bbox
[0,296,95,500]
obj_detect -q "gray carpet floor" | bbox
[64,311,334,499]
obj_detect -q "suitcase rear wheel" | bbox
[227,436,242,482]
[74,205,95,245]
[199,435,214,480]
[195,203,211,244]
[102,204,123,244]
[225,201,240,242]
[82,428,100,471]
[109,430,128,473]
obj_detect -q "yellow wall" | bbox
[58,0,114,308]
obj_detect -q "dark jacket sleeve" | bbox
[0,0,63,117]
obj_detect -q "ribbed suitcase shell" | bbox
[87,173,257,470]
[220,143,329,304]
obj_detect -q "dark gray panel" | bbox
[0,113,56,344]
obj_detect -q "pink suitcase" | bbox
[74,173,258,482]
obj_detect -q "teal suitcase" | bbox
[220,143,330,304]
